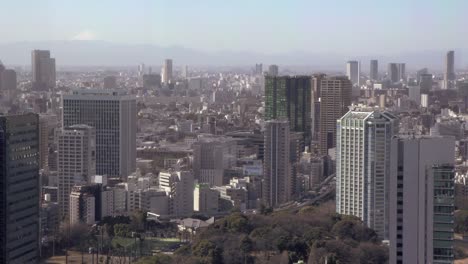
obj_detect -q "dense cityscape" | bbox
[2,2,468,264]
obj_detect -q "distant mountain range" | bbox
[0,40,464,71]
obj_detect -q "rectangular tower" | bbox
[62,89,136,178]
[57,125,96,218]
[336,109,397,239]
[0,113,40,263]
[264,75,312,147]
[318,76,352,156]
[263,120,292,207]
[370,60,378,81]
[389,136,455,264]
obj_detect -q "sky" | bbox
[1,0,468,55]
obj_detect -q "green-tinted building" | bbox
[432,164,455,264]
[264,75,312,147]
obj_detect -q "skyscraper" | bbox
[268,64,279,76]
[389,136,455,264]
[397,63,406,82]
[62,89,136,178]
[336,109,397,239]
[255,63,263,75]
[445,50,455,89]
[318,76,352,155]
[420,73,433,93]
[1,69,17,91]
[57,125,96,218]
[346,60,360,87]
[162,59,173,84]
[264,75,312,146]
[388,63,399,83]
[370,60,378,81]
[311,73,326,143]
[159,170,194,216]
[31,50,56,90]
[263,120,292,207]
[192,136,237,186]
[0,113,40,263]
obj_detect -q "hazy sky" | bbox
[2,0,468,55]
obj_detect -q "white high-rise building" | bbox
[336,109,398,239]
[389,136,455,264]
[62,89,136,178]
[57,125,96,218]
[159,171,194,217]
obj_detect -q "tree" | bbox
[114,224,131,237]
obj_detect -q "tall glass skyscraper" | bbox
[0,113,40,263]
[264,75,312,147]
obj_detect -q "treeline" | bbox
[137,202,388,264]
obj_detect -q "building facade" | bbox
[336,110,397,239]
[0,113,40,263]
[62,89,136,178]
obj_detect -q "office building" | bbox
[268,64,279,76]
[420,74,433,93]
[318,76,352,155]
[0,113,40,263]
[159,170,194,216]
[31,50,56,90]
[192,136,237,186]
[311,73,326,143]
[398,63,406,82]
[445,50,455,89]
[416,68,428,84]
[39,115,50,172]
[255,63,263,75]
[389,136,455,264]
[69,187,96,225]
[408,85,421,105]
[346,60,360,87]
[162,59,173,84]
[263,120,292,207]
[336,109,397,239]
[103,76,117,89]
[370,60,378,81]
[194,183,219,215]
[57,125,96,218]
[1,69,17,91]
[264,75,312,146]
[62,89,136,178]
[388,63,399,83]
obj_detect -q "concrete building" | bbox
[370,60,378,81]
[389,136,455,264]
[194,183,219,215]
[0,113,40,263]
[57,125,96,218]
[346,60,360,89]
[62,89,136,178]
[445,50,455,90]
[318,76,352,155]
[159,171,194,217]
[69,188,96,225]
[31,50,55,90]
[336,109,398,239]
[192,136,237,186]
[162,59,173,84]
[1,69,16,91]
[408,85,421,106]
[420,74,433,93]
[263,120,292,207]
[268,65,279,76]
